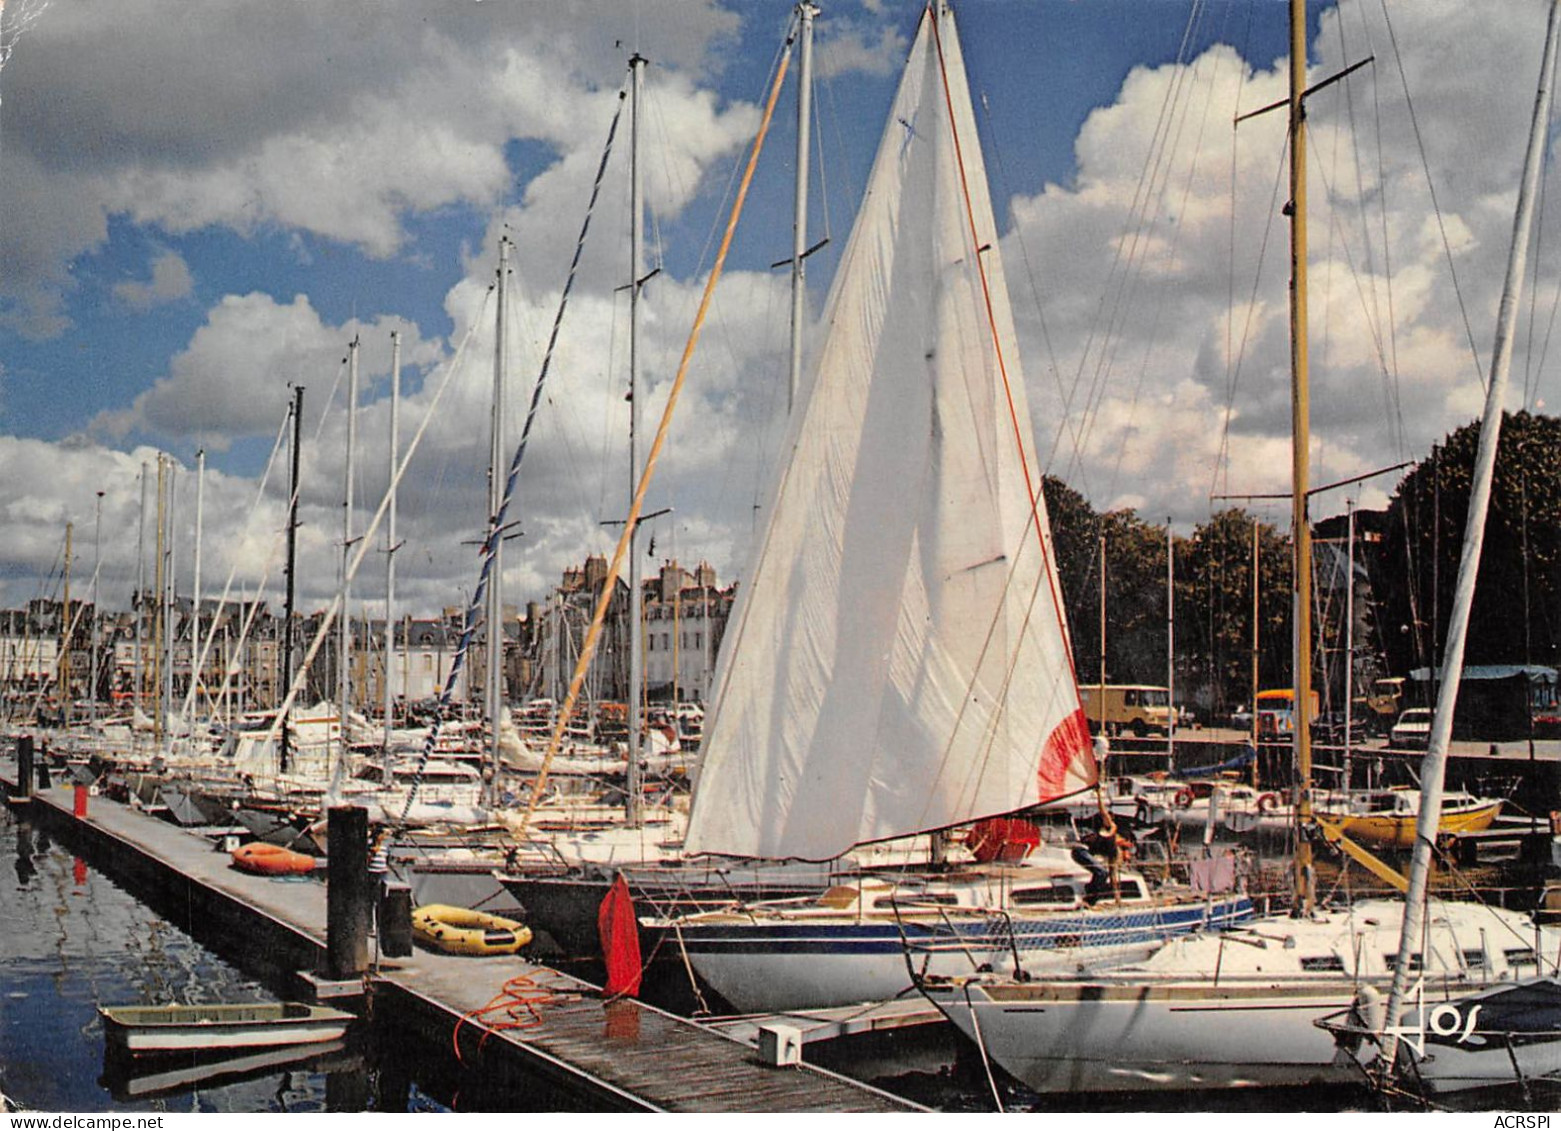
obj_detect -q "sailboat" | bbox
[918,0,1561,1097]
[641,1,1251,1014]
[1314,0,1561,1101]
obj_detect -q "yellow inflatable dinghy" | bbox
[410,904,533,956]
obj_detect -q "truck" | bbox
[1079,684,1174,737]
[1255,687,1320,739]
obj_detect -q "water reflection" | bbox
[14,824,34,886]
[0,801,618,1112]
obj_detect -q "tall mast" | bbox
[1382,0,1561,1062]
[281,385,304,774]
[1166,519,1175,768]
[191,448,205,721]
[135,461,148,724]
[1098,533,1107,734]
[338,335,360,774]
[1287,0,1315,913]
[1251,518,1260,775]
[153,456,166,745]
[1343,499,1355,790]
[626,52,647,826]
[60,521,72,726]
[162,458,177,735]
[90,490,103,726]
[788,2,817,413]
[384,330,401,754]
[487,238,510,803]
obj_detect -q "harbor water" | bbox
[0,798,585,1113]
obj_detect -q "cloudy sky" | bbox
[0,0,1555,624]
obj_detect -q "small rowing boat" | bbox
[99,1002,355,1055]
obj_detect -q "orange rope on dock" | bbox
[451,974,565,1061]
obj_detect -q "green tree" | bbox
[1044,478,1298,716]
[1375,411,1561,675]
[1178,509,1292,717]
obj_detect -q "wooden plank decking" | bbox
[1,761,920,1113]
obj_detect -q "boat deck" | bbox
[1,760,918,1113]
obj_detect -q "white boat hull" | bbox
[928,979,1359,1092]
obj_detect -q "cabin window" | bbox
[1462,948,1488,970]
[694,632,702,648]
[1300,955,1345,972]
[647,637,655,652]
[1011,886,1078,907]
[1505,947,1538,969]
[875,893,959,909]
[1384,952,1423,972]
[1114,879,1149,901]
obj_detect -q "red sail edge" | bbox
[1037,707,1096,801]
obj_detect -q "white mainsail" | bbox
[685,3,1095,862]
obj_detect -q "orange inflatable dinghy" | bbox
[231,842,318,876]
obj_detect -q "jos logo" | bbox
[1382,978,1485,1056]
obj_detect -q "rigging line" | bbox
[1522,72,1560,410]
[1333,1,1402,460]
[687,13,798,287]
[1098,30,1229,511]
[182,403,293,720]
[260,290,494,756]
[1220,8,1246,505]
[1376,0,1485,390]
[1363,13,1405,457]
[397,86,629,822]
[809,32,832,249]
[1055,44,1183,465]
[929,7,1080,705]
[1064,0,1210,480]
[1208,126,1291,504]
[1310,141,1408,402]
[971,87,1067,477]
[510,24,796,843]
[814,29,864,259]
[1528,232,1561,411]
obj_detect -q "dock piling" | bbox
[378,880,413,958]
[326,805,371,980]
[15,735,33,801]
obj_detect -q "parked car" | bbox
[1389,707,1433,749]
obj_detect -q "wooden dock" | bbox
[0,762,920,1113]
[706,997,943,1046]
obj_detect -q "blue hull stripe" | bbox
[674,897,1254,957]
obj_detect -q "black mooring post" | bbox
[378,880,413,958]
[326,805,371,980]
[15,735,34,801]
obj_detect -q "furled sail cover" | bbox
[685,4,1095,861]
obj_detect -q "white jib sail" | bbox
[685,3,1095,862]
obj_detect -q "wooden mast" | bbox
[1287,0,1315,914]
